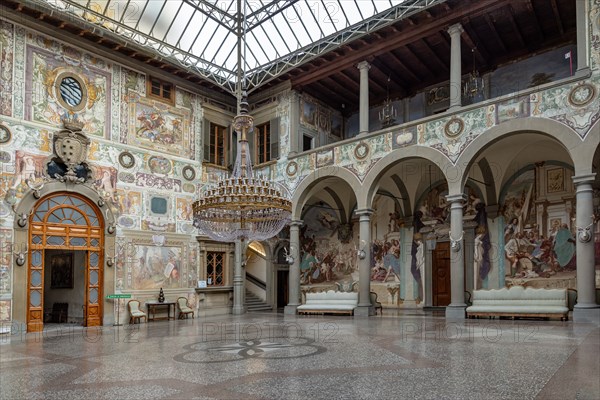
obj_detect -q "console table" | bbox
[146,301,176,321]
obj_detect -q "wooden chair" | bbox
[177,297,195,319]
[51,303,68,323]
[370,292,383,316]
[128,300,146,324]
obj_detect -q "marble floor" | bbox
[0,311,598,400]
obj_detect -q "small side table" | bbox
[146,301,176,321]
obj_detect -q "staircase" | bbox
[245,289,272,312]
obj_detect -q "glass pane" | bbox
[70,237,87,246]
[60,77,83,107]
[90,239,99,247]
[90,270,98,285]
[48,213,61,223]
[30,290,41,307]
[32,235,43,244]
[37,200,49,212]
[47,236,66,245]
[31,270,42,287]
[81,204,95,218]
[31,251,42,267]
[89,252,99,268]
[89,288,98,304]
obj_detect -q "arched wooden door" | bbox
[27,193,104,332]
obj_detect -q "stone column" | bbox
[357,61,370,135]
[573,174,599,323]
[446,194,466,319]
[284,220,303,314]
[355,209,374,317]
[232,239,245,315]
[575,0,590,77]
[448,23,464,111]
[289,91,300,156]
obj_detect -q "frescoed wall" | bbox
[500,163,577,289]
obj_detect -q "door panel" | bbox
[27,249,44,332]
[432,242,451,307]
[86,250,102,326]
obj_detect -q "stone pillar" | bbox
[464,222,476,292]
[446,194,466,319]
[448,23,464,111]
[575,0,590,77]
[232,239,245,315]
[424,244,433,308]
[357,61,370,135]
[284,220,302,314]
[355,209,374,317]
[289,91,300,156]
[573,174,599,323]
[403,98,410,124]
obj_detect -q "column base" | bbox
[445,305,466,320]
[232,305,245,315]
[284,305,299,315]
[573,306,600,324]
[575,67,591,79]
[354,305,374,317]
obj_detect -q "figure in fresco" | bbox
[504,217,519,243]
[388,211,402,233]
[382,239,401,282]
[474,226,485,284]
[12,155,37,189]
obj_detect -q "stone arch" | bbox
[577,119,600,175]
[291,166,362,220]
[455,117,580,192]
[360,146,452,210]
[11,182,116,330]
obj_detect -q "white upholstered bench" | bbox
[466,286,569,321]
[297,290,358,315]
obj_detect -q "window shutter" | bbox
[270,117,279,160]
[203,118,210,163]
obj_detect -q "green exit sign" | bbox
[106,294,132,299]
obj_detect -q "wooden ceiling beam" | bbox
[388,50,421,83]
[484,13,507,53]
[419,38,449,73]
[404,44,436,79]
[550,0,564,35]
[312,80,356,106]
[322,76,360,103]
[507,6,526,49]
[460,24,489,68]
[292,0,513,86]
[369,59,408,97]
[525,0,545,43]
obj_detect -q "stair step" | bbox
[245,290,271,312]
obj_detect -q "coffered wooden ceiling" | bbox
[3,0,577,114]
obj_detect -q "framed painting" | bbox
[546,168,564,193]
[50,253,74,289]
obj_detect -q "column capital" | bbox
[355,208,374,217]
[357,60,371,71]
[445,193,467,204]
[572,173,596,186]
[290,220,304,227]
[447,23,464,37]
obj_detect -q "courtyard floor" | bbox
[0,310,598,399]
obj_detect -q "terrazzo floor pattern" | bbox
[0,312,598,400]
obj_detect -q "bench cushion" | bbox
[466,286,568,316]
[298,290,358,313]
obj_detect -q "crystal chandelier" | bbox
[463,48,484,99]
[192,95,292,242]
[379,76,397,128]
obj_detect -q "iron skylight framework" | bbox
[31,0,443,94]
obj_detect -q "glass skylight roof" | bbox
[36,0,441,93]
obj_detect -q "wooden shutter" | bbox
[203,118,210,163]
[270,117,279,160]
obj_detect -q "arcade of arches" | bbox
[1,1,600,334]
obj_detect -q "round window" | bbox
[54,72,88,112]
[59,77,83,107]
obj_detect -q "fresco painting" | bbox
[501,167,577,289]
[125,244,184,290]
[27,46,109,137]
[128,95,192,158]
